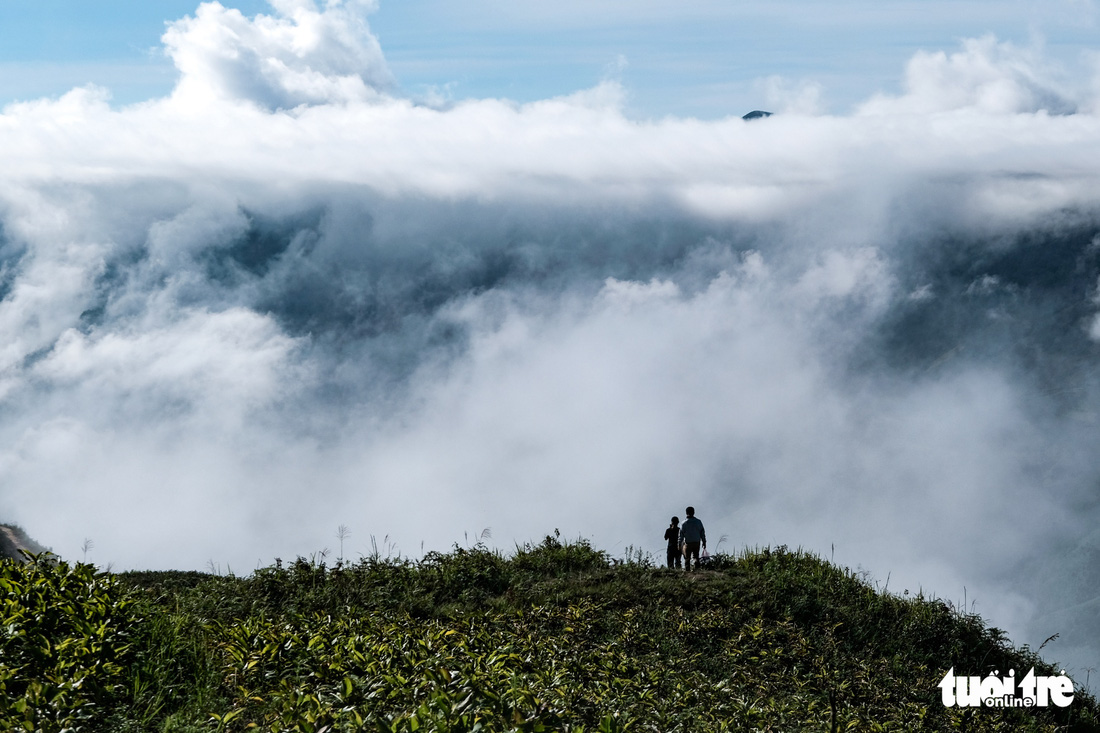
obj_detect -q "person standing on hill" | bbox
[663,517,682,569]
[680,507,706,572]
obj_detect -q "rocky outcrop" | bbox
[0,524,49,563]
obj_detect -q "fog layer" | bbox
[2,1,1099,674]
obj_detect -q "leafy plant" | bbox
[3,540,1098,731]
[0,553,136,732]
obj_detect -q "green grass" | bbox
[1,536,1097,732]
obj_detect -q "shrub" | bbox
[0,554,135,732]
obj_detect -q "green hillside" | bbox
[1,536,1097,732]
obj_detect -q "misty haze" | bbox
[1,1,1099,679]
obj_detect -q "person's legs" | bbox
[666,548,677,569]
[685,541,700,571]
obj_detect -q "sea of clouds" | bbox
[2,0,1100,675]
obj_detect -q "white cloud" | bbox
[758,76,825,115]
[858,36,1076,116]
[163,0,393,109]
[0,5,1098,673]
[794,248,891,305]
[35,308,303,427]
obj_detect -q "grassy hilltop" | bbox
[1,535,1097,732]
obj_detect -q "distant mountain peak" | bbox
[742,110,773,120]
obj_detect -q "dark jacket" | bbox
[664,526,679,550]
[679,516,706,545]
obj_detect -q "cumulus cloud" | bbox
[163,0,393,109]
[36,308,303,427]
[858,36,1076,115]
[1,1,1100,675]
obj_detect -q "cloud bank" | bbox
[2,1,1100,675]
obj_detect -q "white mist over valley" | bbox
[2,0,1100,676]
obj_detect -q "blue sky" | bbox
[0,0,1096,116]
